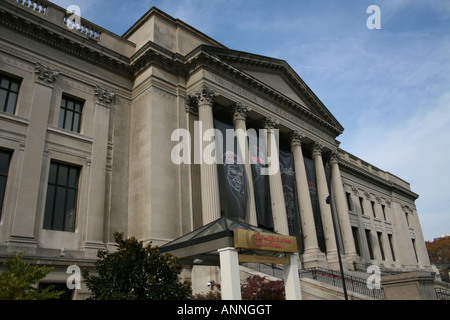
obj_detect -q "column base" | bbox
[326,250,348,271]
[301,249,328,269]
[82,241,107,258]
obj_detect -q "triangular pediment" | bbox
[198,46,344,137]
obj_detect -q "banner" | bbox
[248,130,274,229]
[303,157,324,239]
[279,150,302,238]
[214,120,248,220]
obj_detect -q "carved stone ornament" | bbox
[35,62,60,84]
[330,151,340,165]
[233,101,251,122]
[264,116,279,130]
[290,130,304,148]
[312,142,323,157]
[94,85,115,105]
[193,85,217,105]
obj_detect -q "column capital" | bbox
[312,142,323,158]
[189,85,217,106]
[94,85,115,106]
[35,62,60,85]
[290,130,305,149]
[233,101,251,122]
[264,116,279,130]
[330,150,341,165]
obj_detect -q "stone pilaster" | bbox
[8,63,60,246]
[82,85,114,252]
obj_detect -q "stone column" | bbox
[233,102,258,226]
[189,85,221,225]
[290,131,322,266]
[283,253,303,300]
[82,85,114,251]
[218,247,242,300]
[312,142,339,269]
[330,151,358,265]
[9,63,59,246]
[265,117,289,236]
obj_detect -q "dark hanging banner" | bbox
[248,130,273,229]
[214,119,248,220]
[303,157,324,238]
[279,150,302,238]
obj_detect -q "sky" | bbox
[50,0,450,241]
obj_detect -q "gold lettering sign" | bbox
[233,229,298,253]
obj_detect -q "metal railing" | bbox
[299,267,385,300]
[435,287,450,300]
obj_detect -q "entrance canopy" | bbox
[159,217,281,266]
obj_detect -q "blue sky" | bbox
[50,0,450,241]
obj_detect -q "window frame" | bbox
[43,161,81,232]
[58,94,84,133]
[0,149,12,220]
[0,73,22,115]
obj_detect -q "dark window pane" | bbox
[43,185,55,229]
[53,187,66,231]
[0,152,11,174]
[48,163,57,185]
[6,92,17,114]
[64,111,73,131]
[68,168,78,188]
[0,90,7,110]
[10,81,19,92]
[56,165,68,186]
[0,78,9,89]
[64,189,76,232]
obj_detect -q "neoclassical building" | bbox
[0,0,431,298]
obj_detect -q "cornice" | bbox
[0,4,132,78]
[339,157,419,201]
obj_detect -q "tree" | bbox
[241,275,285,300]
[426,235,450,282]
[82,232,191,300]
[0,252,63,300]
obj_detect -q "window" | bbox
[0,150,12,219]
[371,201,376,218]
[43,162,80,232]
[359,197,365,215]
[58,95,83,133]
[381,204,387,220]
[352,226,361,256]
[365,229,374,260]
[346,192,353,211]
[388,234,396,261]
[0,74,21,114]
[377,232,385,261]
[412,238,419,263]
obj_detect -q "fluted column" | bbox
[330,151,358,264]
[265,117,289,235]
[189,85,221,225]
[233,102,258,226]
[290,132,321,255]
[312,142,339,268]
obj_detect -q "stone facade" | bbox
[0,0,431,298]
